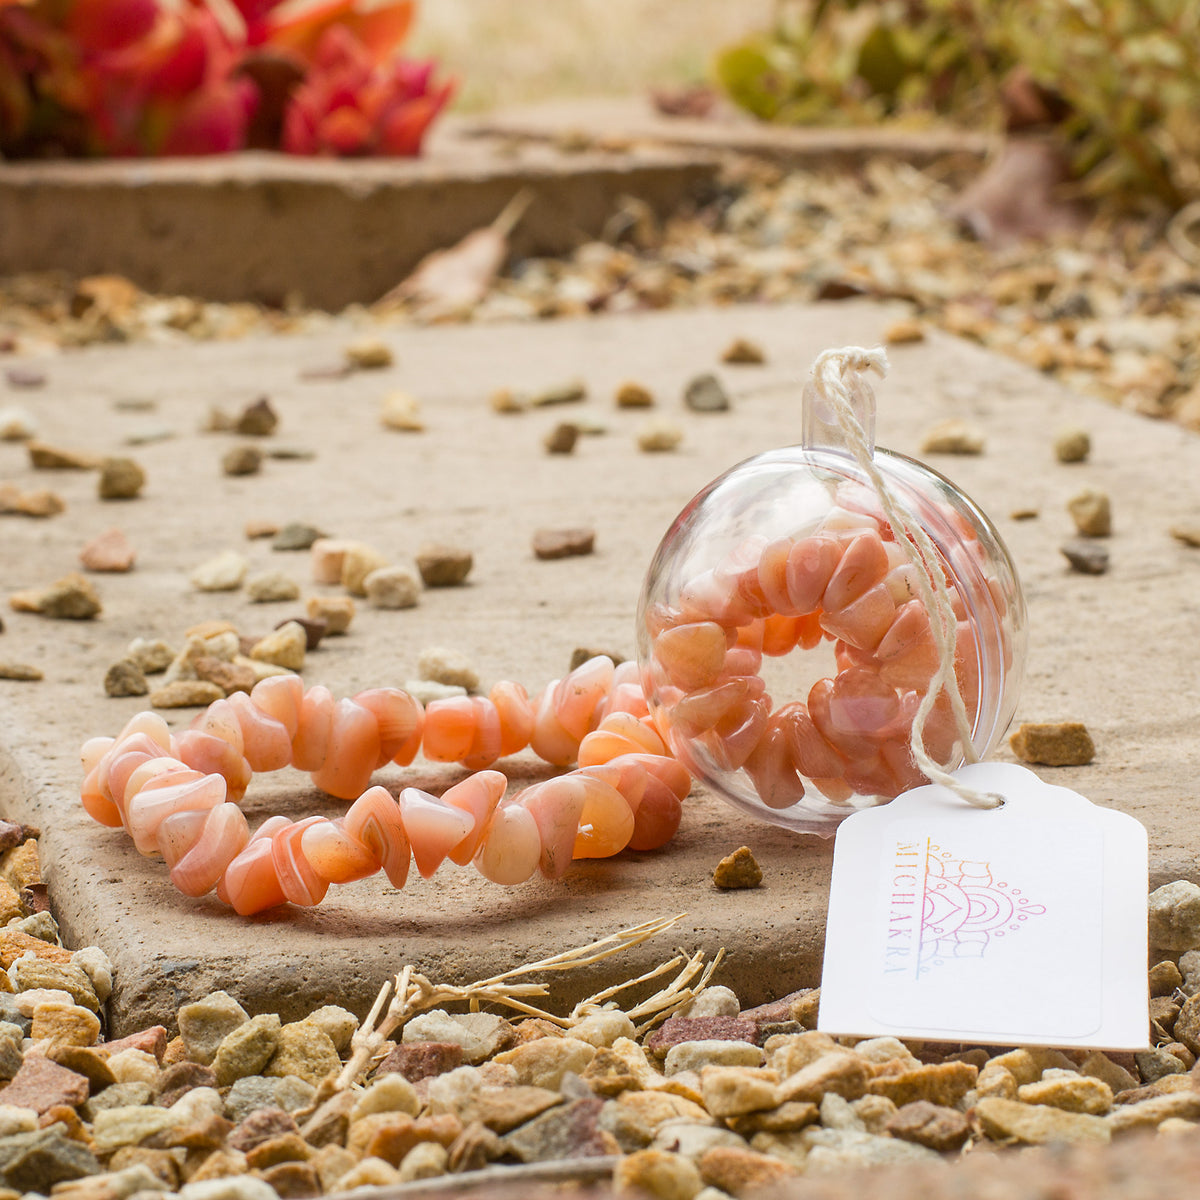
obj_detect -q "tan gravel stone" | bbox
[27,441,99,470]
[1054,428,1091,463]
[975,1097,1110,1145]
[305,596,354,634]
[493,1037,595,1089]
[98,456,146,500]
[249,623,306,671]
[1018,1074,1113,1115]
[380,391,424,431]
[345,338,393,370]
[637,416,683,452]
[721,337,765,364]
[698,1145,799,1197]
[866,1061,978,1108]
[264,1021,341,1087]
[1080,1052,1139,1095]
[919,418,984,455]
[150,680,224,709]
[700,1066,780,1117]
[616,381,655,408]
[779,1052,869,1103]
[32,1001,101,1047]
[1107,1091,1200,1134]
[1009,721,1095,767]
[341,543,391,596]
[614,1148,703,1200]
[1067,487,1112,536]
[712,846,762,889]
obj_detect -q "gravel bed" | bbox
[0,825,1195,1199]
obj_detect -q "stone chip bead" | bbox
[78,657,691,915]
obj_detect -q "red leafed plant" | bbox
[0,0,452,157]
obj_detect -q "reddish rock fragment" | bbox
[647,1015,759,1058]
[886,1100,971,1151]
[375,1041,464,1083]
[0,1054,89,1114]
[102,1026,168,1062]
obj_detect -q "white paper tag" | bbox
[818,762,1148,1050]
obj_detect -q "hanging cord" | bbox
[811,346,1003,811]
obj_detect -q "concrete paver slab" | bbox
[0,139,716,308]
[1,301,1198,1034]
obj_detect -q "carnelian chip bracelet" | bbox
[79,656,691,916]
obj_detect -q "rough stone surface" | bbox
[1149,881,1200,952]
[974,1097,1110,1145]
[415,544,473,587]
[1068,487,1112,537]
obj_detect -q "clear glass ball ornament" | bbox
[636,357,1026,835]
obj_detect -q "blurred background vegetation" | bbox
[716,0,1200,211]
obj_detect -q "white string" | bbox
[810,346,1003,811]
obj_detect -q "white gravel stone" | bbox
[249,623,306,671]
[1149,880,1200,951]
[125,637,175,674]
[305,1005,358,1054]
[571,1010,636,1048]
[245,571,301,603]
[107,1048,161,1085]
[71,946,114,1004]
[664,1039,763,1075]
[351,1075,420,1123]
[678,986,740,1019]
[189,550,249,592]
[404,679,467,704]
[0,1105,37,1137]
[180,1176,282,1200]
[364,564,421,609]
[650,1120,746,1160]
[402,1010,510,1064]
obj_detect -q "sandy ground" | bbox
[406,0,777,110]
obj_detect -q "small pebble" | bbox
[544,422,579,454]
[0,483,65,517]
[345,338,393,370]
[28,441,99,470]
[112,396,157,412]
[683,373,730,412]
[246,572,301,604]
[306,596,355,635]
[529,380,586,407]
[533,528,595,560]
[1061,540,1109,575]
[721,337,765,364]
[713,847,762,890]
[0,406,37,441]
[5,366,45,389]
[919,419,985,455]
[222,445,263,477]
[250,623,306,671]
[1067,487,1111,537]
[10,572,101,619]
[489,387,526,414]
[104,660,149,697]
[638,417,684,452]
[97,457,146,500]
[1010,506,1039,520]
[416,647,479,692]
[79,527,136,573]
[364,566,421,610]
[126,638,174,674]
[274,616,327,651]
[615,382,655,408]
[416,544,472,587]
[271,522,325,552]
[1054,428,1091,463]
[341,544,391,596]
[404,679,467,704]
[0,662,42,682]
[380,392,425,432]
[190,552,249,593]
[123,423,174,446]
[569,647,624,670]
[245,519,278,539]
[150,680,225,708]
[1170,522,1200,548]
[266,445,315,460]
[194,657,258,695]
[299,362,353,382]
[235,397,278,437]
[884,318,926,345]
[1009,721,1095,767]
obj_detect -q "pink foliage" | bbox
[0,0,450,157]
